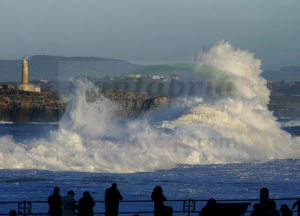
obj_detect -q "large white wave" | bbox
[0,41,299,173]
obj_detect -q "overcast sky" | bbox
[0,0,299,70]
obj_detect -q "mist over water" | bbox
[0,41,299,173]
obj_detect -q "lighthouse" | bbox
[16,56,40,92]
[22,56,29,84]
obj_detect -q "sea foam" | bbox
[0,41,298,173]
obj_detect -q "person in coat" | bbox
[151,186,166,216]
[105,183,123,216]
[48,187,63,216]
[280,204,293,216]
[61,190,76,216]
[199,198,221,216]
[268,200,280,216]
[77,191,95,216]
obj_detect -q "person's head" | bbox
[68,190,75,196]
[280,204,289,212]
[112,183,117,189]
[153,186,162,194]
[207,198,216,206]
[9,210,17,216]
[83,191,90,197]
[268,200,276,210]
[54,187,60,194]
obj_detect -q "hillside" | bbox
[260,66,300,82]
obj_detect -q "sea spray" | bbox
[0,41,298,173]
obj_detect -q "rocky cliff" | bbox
[268,96,300,118]
[99,90,170,118]
[0,89,170,123]
[0,89,68,123]
[1,89,299,123]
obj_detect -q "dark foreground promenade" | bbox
[0,187,299,216]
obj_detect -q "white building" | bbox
[129,74,141,78]
[145,73,154,78]
[34,79,48,83]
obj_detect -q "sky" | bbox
[0,0,299,71]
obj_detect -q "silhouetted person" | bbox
[226,204,239,216]
[151,186,166,216]
[164,206,173,216]
[48,187,63,216]
[9,210,17,216]
[268,200,280,216]
[61,190,76,216]
[251,203,267,216]
[199,198,220,216]
[280,204,293,216]
[77,191,95,216]
[105,183,123,216]
[292,199,300,211]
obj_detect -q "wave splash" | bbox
[0,41,299,173]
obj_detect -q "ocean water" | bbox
[0,41,300,215]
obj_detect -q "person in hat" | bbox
[61,190,76,216]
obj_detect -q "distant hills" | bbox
[0,55,299,82]
[0,55,144,82]
[260,66,300,82]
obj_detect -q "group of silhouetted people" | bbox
[46,183,124,216]
[7,185,300,216]
[48,187,95,216]
[199,198,299,216]
[45,184,169,216]
[250,201,294,216]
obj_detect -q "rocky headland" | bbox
[0,89,170,123]
[268,96,300,118]
[0,89,68,123]
[1,89,299,123]
[99,90,170,118]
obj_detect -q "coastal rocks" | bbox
[100,90,170,118]
[0,89,67,123]
[0,89,170,123]
[268,96,300,118]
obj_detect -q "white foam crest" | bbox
[0,130,178,173]
[167,98,297,163]
[195,41,269,104]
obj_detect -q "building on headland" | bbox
[267,78,273,91]
[16,56,41,92]
[33,79,48,83]
[129,73,141,78]
[144,73,154,78]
